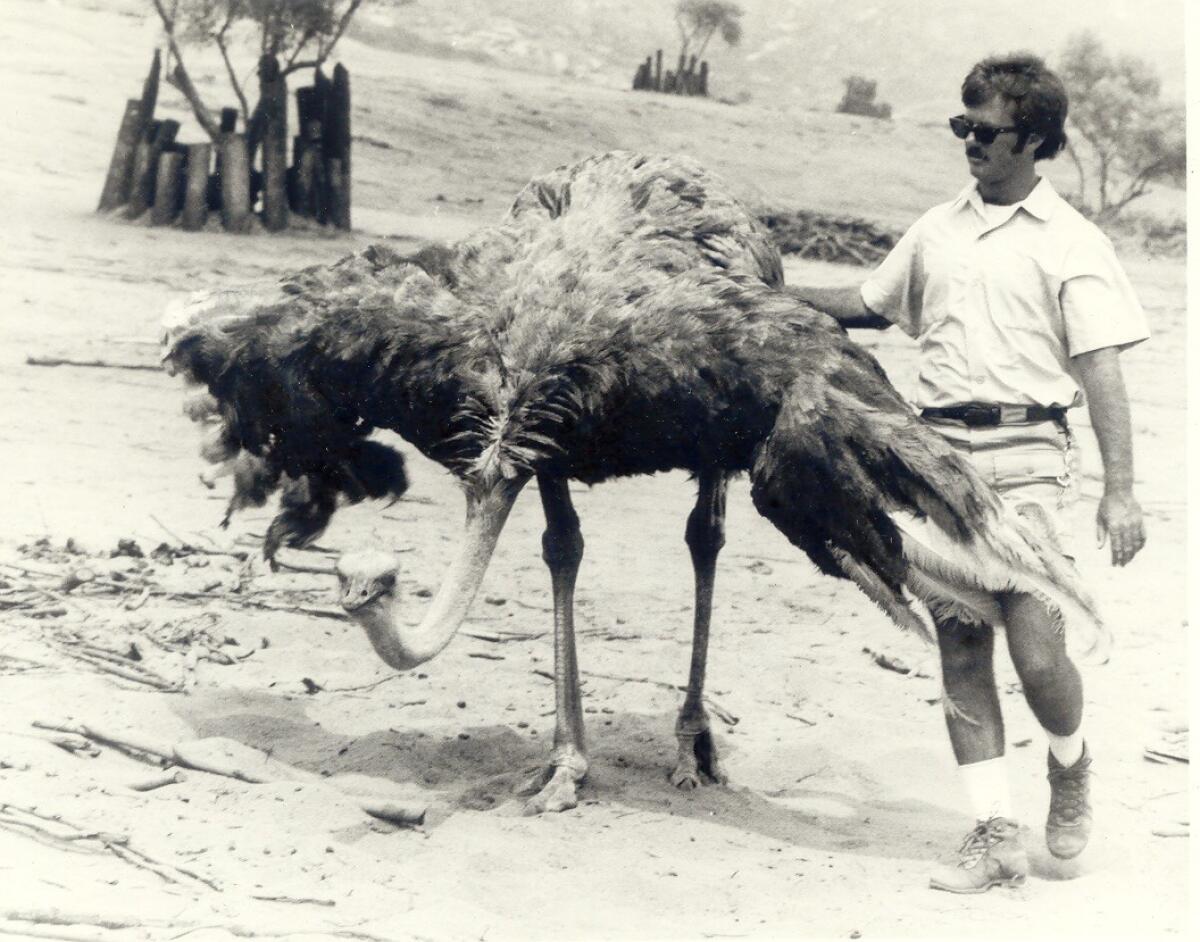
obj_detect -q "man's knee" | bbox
[937,619,994,680]
[1002,593,1073,688]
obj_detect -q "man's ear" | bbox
[1015,131,1044,155]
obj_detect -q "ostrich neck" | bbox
[351,480,523,670]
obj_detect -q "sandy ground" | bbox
[0,2,1190,939]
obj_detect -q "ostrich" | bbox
[163,151,1105,815]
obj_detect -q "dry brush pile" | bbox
[757,209,900,266]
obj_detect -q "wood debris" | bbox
[757,209,899,266]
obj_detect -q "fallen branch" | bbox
[25,356,160,372]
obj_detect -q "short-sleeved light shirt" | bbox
[860,177,1148,410]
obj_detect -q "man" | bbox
[788,53,1148,892]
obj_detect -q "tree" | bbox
[674,0,743,64]
[1057,32,1185,218]
[150,0,365,140]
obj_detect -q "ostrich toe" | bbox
[515,747,587,814]
[671,727,726,789]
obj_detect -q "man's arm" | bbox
[783,285,892,330]
[1072,346,1146,566]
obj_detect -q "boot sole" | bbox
[929,873,1026,894]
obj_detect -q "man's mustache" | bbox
[966,146,986,160]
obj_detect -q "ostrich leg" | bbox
[515,475,588,814]
[671,470,730,789]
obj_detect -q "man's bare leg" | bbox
[929,617,1028,893]
[1001,591,1092,859]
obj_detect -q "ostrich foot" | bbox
[514,749,587,815]
[671,727,726,790]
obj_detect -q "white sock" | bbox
[1046,728,1085,767]
[959,757,1013,822]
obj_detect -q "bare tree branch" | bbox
[215,9,250,120]
[151,0,220,140]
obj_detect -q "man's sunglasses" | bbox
[948,115,1021,145]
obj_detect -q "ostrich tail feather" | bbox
[829,548,935,645]
[893,509,1111,665]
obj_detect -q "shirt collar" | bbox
[952,176,1060,224]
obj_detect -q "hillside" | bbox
[355,0,1187,117]
[41,0,1183,241]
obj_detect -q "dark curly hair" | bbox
[962,53,1069,160]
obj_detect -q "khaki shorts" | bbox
[923,417,1082,560]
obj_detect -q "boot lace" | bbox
[957,818,1008,868]
[1048,762,1090,822]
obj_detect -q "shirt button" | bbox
[973,375,986,384]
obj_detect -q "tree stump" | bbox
[182,143,212,231]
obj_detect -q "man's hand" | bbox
[1096,489,1145,566]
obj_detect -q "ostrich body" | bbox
[164,152,1104,814]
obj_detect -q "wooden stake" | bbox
[97,100,143,211]
[328,64,351,229]
[126,119,178,219]
[259,55,289,232]
[218,133,251,232]
[181,142,211,230]
[150,150,183,225]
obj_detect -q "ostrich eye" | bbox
[378,571,397,591]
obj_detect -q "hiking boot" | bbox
[929,817,1028,893]
[1046,743,1093,859]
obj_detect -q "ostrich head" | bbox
[333,473,528,671]
[336,550,399,615]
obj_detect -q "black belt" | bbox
[920,403,1068,428]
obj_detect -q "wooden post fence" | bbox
[97,56,352,232]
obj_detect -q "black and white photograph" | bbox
[0,0,1189,938]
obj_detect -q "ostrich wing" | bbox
[162,243,482,558]
[747,288,1108,662]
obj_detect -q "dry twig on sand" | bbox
[0,908,395,941]
[24,355,160,372]
[0,803,219,891]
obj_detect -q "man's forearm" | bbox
[783,285,891,330]
[1073,347,1135,493]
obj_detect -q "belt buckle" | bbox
[961,404,1000,427]
[998,405,1028,424]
